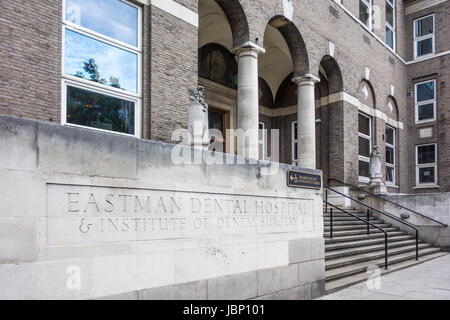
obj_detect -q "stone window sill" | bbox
[414,185,439,189]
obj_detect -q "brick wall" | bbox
[0,0,61,124]
[149,5,198,143]
[404,2,450,193]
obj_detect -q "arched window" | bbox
[357,80,376,180]
[198,43,238,88]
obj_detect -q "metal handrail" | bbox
[324,200,389,269]
[325,187,419,261]
[329,178,448,227]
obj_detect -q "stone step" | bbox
[323,204,356,209]
[324,251,447,294]
[325,239,424,260]
[324,223,391,232]
[325,235,415,251]
[323,216,377,222]
[325,243,432,270]
[325,231,406,244]
[323,211,368,216]
[324,220,384,226]
[324,227,400,238]
[323,209,368,214]
[326,247,443,282]
[323,213,375,220]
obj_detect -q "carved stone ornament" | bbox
[369,145,382,185]
[369,145,387,194]
[187,86,209,148]
[189,86,208,112]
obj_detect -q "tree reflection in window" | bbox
[66,86,135,135]
[74,58,122,89]
[198,43,238,88]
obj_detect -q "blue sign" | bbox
[287,170,322,189]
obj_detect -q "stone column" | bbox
[293,74,320,169]
[234,43,265,159]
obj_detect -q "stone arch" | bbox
[213,0,250,47]
[274,73,297,108]
[318,56,345,186]
[358,79,376,109]
[264,15,310,77]
[259,77,273,108]
[386,96,399,121]
[319,55,344,94]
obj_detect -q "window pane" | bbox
[386,167,394,182]
[417,103,434,121]
[198,44,238,88]
[419,167,435,184]
[293,122,298,140]
[359,137,371,158]
[359,1,370,27]
[65,29,138,93]
[386,146,394,164]
[386,127,394,145]
[386,27,394,49]
[416,81,434,102]
[418,145,435,164]
[208,110,224,133]
[359,160,370,177]
[358,114,370,136]
[415,16,434,38]
[386,4,394,26]
[65,0,138,47]
[67,85,135,135]
[416,38,433,57]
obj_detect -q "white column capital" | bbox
[232,41,266,55]
[292,73,320,86]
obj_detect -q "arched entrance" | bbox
[260,16,315,167]
[198,0,250,154]
[317,55,344,184]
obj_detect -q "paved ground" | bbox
[319,254,450,300]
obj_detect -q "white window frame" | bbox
[259,122,265,160]
[385,0,395,50]
[292,121,298,166]
[413,14,435,60]
[360,0,372,30]
[385,125,396,186]
[61,0,142,137]
[358,113,372,181]
[61,79,141,138]
[415,143,438,186]
[414,79,436,124]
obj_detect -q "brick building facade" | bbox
[0,0,448,194]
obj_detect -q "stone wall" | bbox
[0,115,324,300]
[372,193,450,250]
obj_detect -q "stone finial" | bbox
[187,86,209,149]
[189,86,207,111]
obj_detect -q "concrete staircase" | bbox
[323,204,446,294]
